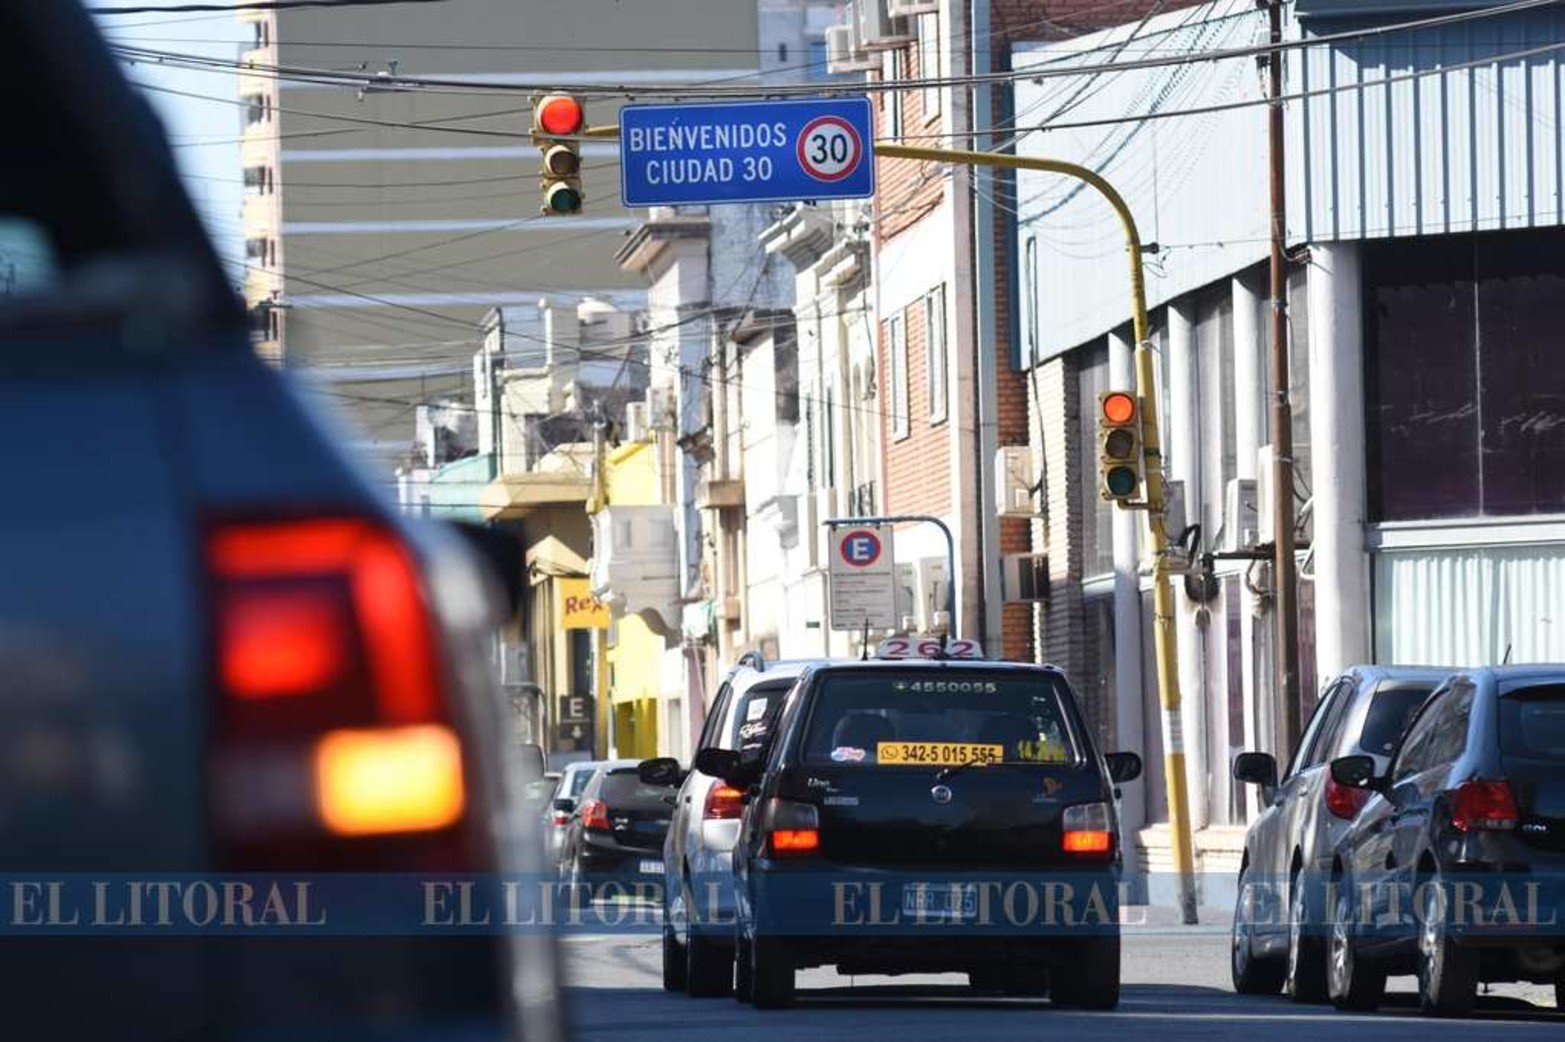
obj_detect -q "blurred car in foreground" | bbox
[1230,665,1451,1000]
[1325,666,1565,1016]
[711,644,1141,1009]
[558,761,675,895]
[641,651,824,996]
[0,5,562,1038]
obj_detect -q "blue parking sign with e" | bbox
[619,97,876,208]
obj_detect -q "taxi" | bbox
[696,639,1142,1009]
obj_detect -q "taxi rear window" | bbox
[800,670,1080,767]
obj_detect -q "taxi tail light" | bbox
[1451,778,1518,832]
[1062,801,1114,858]
[762,798,820,858]
[703,782,746,821]
[581,799,611,832]
[205,517,471,864]
[1324,774,1371,820]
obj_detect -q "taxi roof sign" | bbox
[874,637,984,661]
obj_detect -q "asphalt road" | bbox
[561,917,1562,1040]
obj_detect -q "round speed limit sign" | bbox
[797,115,864,183]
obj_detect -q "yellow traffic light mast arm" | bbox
[576,126,1199,924]
[875,142,1196,926]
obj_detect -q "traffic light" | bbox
[532,93,584,215]
[1098,390,1143,502]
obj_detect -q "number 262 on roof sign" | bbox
[619,97,876,208]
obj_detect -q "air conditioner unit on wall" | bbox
[646,385,677,429]
[1223,478,1259,552]
[1003,553,1049,603]
[887,0,939,16]
[825,23,878,75]
[623,401,650,444]
[855,0,914,51]
[994,444,1036,517]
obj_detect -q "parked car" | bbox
[1324,666,1565,1016]
[558,760,676,893]
[0,6,564,1038]
[640,652,826,996]
[547,759,602,862]
[707,653,1141,1009]
[1230,666,1452,1000]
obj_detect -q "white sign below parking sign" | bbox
[828,524,897,632]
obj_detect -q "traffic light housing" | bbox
[1098,390,1143,502]
[532,93,584,215]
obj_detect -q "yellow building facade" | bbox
[600,440,665,760]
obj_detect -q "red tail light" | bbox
[1451,778,1518,832]
[1324,775,1371,820]
[581,799,611,832]
[769,828,820,854]
[703,782,745,820]
[551,811,572,827]
[1062,801,1115,859]
[206,517,469,860]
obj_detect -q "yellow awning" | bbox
[481,473,591,521]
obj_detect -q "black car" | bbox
[1230,665,1450,1000]
[559,761,676,893]
[702,656,1141,1009]
[1324,666,1565,1016]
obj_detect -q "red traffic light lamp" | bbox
[533,94,585,216]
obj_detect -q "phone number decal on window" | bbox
[892,680,1000,694]
[875,742,1005,765]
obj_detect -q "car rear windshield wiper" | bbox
[934,760,996,783]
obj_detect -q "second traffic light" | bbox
[1098,390,1143,503]
[533,93,584,215]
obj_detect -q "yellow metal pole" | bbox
[567,127,1198,923]
[876,143,1199,925]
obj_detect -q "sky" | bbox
[93,2,247,280]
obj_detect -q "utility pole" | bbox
[1266,0,1302,757]
[588,407,611,761]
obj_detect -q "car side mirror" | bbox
[694,747,760,788]
[551,798,576,813]
[1105,751,1142,784]
[1232,751,1278,790]
[517,742,545,782]
[637,756,684,788]
[1329,754,1381,790]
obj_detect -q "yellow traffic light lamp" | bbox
[1098,390,1143,502]
[532,93,584,215]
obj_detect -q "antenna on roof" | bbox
[1502,643,1514,665]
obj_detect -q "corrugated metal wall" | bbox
[1294,9,1565,241]
[1374,545,1565,666]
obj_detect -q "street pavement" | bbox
[561,910,1561,1040]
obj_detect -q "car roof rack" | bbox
[736,650,767,672]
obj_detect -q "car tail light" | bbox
[761,798,820,858]
[551,811,572,827]
[1451,778,1518,832]
[1063,801,1114,858]
[703,782,746,820]
[581,799,611,832]
[1324,774,1370,820]
[205,517,471,860]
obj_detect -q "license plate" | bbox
[901,883,979,921]
[876,741,1003,766]
[639,859,664,875]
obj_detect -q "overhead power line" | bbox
[94,0,450,14]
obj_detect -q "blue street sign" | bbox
[619,97,876,208]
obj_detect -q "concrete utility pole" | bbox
[1266,0,1302,757]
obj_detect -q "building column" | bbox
[1307,242,1371,679]
[1166,300,1209,831]
[1231,270,1272,819]
[1108,329,1146,832]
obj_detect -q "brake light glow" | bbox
[1451,778,1518,832]
[581,799,611,832]
[1324,774,1371,820]
[770,828,820,854]
[1062,801,1115,858]
[219,587,349,699]
[703,782,745,820]
[314,724,465,836]
[551,811,572,827]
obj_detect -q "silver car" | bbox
[641,653,830,996]
[1230,665,1453,1002]
[546,760,602,863]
